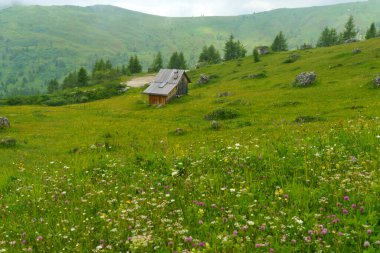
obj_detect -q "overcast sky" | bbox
[0,0,367,16]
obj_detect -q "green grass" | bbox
[0,38,379,252]
[1,1,380,97]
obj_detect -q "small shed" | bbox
[143,69,191,105]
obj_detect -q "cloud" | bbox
[0,0,368,16]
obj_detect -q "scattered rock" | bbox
[218,92,232,98]
[175,128,184,135]
[211,120,222,130]
[255,46,270,55]
[300,44,313,50]
[0,117,10,128]
[0,138,16,147]
[293,72,317,87]
[352,48,361,54]
[198,74,210,84]
[374,76,380,87]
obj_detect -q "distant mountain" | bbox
[1,0,380,97]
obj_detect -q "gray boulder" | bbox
[352,48,361,54]
[198,74,210,84]
[0,117,10,128]
[374,76,380,87]
[293,72,317,87]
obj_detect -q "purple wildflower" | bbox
[363,241,370,248]
[343,196,350,201]
[185,236,193,243]
[321,228,328,235]
[36,235,43,242]
[342,208,349,214]
[233,230,238,237]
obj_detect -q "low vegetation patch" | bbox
[283,54,300,63]
[243,71,268,79]
[204,108,239,120]
[0,138,16,148]
[294,115,324,123]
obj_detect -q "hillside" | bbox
[1,0,380,97]
[0,37,379,252]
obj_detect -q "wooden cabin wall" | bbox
[149,95,168,105]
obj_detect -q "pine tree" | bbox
[253,49,260,63]
[271,31,288,52]
[62,71,78,89]
[198,45,221,64]
[47,79,59,93]
[149,52,163,72]
[317,27,339,47]
[77,67,89,87]
[223,35,247,61]
[133,56,142,73]
[365,22,377,39]
[168,52,187,69]
[207,45,221,64]
[341,15,357,41]
[224,35,236,61]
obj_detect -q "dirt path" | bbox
[125,75,156,88]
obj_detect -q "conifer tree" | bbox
[317,27,339,47]
[365,22,377,39]
[271,31,288,52]
[47,79,59,93]
[168,51,187,69]
[149,52,163,73]
[223,35,247,61]
[77,67,89,87]
[341,15,357,41]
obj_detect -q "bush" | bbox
[283,54,300,63]
[294,116,324,123]
[204,108,239,120]
[0,138,16,148]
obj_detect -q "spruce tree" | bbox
[47,79,59,93]
[77,67,89,87]
[365,22,377,39]
[224,35,236,61]
[149,52,163,73]
[341,15,357,41]
[317,27,339,47]
[271,31,288,52]
[133,56,142,73]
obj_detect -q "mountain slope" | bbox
[1,0,380,97]
[0,38,379,252]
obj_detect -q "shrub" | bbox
[204,108,239,120]
[283,54,300,63]
[0,138,16,148]
[294,116,324,123]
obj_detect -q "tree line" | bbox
[47,15,379,93]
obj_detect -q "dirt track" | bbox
[126,75,156,88]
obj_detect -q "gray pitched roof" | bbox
[143,69,190,96]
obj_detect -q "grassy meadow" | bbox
[0,38,379,252]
